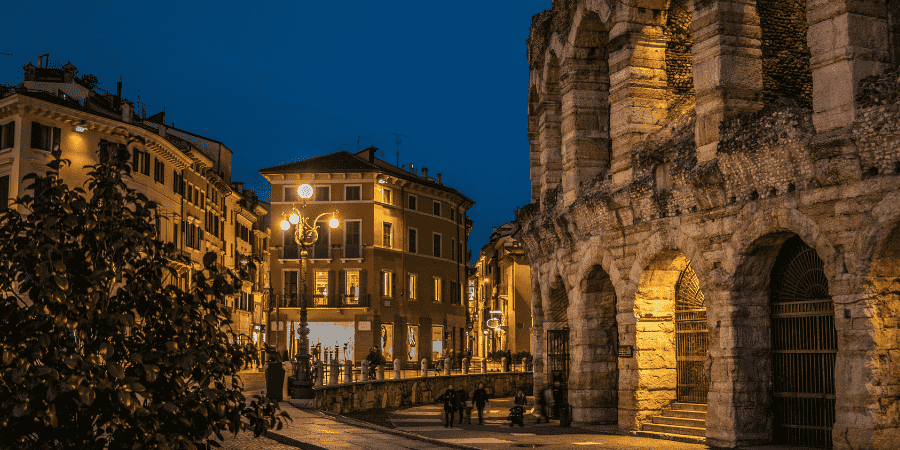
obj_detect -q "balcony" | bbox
[273,293,369,309]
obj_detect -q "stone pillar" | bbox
[314,361,322,387]
[343,360,352,383]
[607,19,668,187]
[462,358,469,375]
[420,358,429,377]
[560,48,610,206]
[501,357,509,373]
[444,359,451,376]
[377,364,385,381]
[807,0,892,133]
[329,360,339,385]
[539,54,563,209]
[689,0,764,161]
[361,360,369,381]
[394,359,402,379]
[480,358,488,374]
[529,91,543,204]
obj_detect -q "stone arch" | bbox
[715,221,840,447]
[620,249,709,429]
[559,8,611,206]
[538,49,563,209]
[567,264,619,425]
[757,0,812,107]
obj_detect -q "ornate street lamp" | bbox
[280,183,339,400]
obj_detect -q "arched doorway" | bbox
[674,263,708,404]
[770,235,836,448]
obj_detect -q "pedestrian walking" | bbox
[456,388,471,424]
[472,382,490,425]
[536,385,551,423]
[551,380,564,419]
[438,384,460,427]
[509,388,527,427]
[251,342,261,368]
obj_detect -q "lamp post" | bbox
[280,183,339,400]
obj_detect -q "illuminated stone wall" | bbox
[520,1,900,448]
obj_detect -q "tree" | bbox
[0,142,289,449]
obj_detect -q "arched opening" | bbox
[569,265,618,424]
[545,275,569,386]
[769,235,836,448]
[626,250,708,428]
[758,0,812,107]
[561,10,611,204]
[664,0,695,117]
[539,53,563,208]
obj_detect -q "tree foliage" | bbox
[0,143,289,449]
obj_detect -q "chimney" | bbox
[121,99,134,123]
[38,54,48,69]
[115,81,122,109]
[437,173,442,184]
[364,146,377,163]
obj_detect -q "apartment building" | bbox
[0,57,270,343]
[260,147,473,363]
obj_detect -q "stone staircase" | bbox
[636,402,706,444]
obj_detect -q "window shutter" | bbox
[328,270,336,307]
[132,148,139,173]
[31,122,41,149]
[51,127,60,152]
[338,270,346,303]
[359,269,367,295]
[391,272,396,298]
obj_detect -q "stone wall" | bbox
[313,372,533,415]
[521,2,900,449]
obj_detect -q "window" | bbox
[382,222,392,248]
[30,122,60,152]
[345,185,361,201]
[284,270,299,307]
[408,194,417,210]
[433,233,442,258]
[408,228,417,253]
[0,175,8,210]
[450,208,455,222]
[314,186,330,201]
[450,281,461,305]
[433,201,442,217]
[313,220,330,259]
[433,277,442,302]
[345,220,361,259]
[383,188,392,204]
[345,270,360,304]
[283,224,299,259]
[381,271,393,297]
[284,186,299,202]
[408,273,417,300]
[451,238,457,262]
[314,271,329,306]
[131,149,150,176]
[154,158,165,184]
[173,171,185,196]
[0,122,14,149]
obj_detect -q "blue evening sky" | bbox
[2,1,550,261]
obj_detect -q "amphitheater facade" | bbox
[517,0,900,448]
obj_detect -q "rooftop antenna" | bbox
[357,135,371,151]
[390,133,409,167]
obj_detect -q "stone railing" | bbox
[310,367,533,415]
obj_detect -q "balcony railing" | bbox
[272,293,369,309]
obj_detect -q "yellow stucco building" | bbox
[0,57,270,345]
[260,148,473,363]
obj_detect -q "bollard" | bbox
[361,359,370,381]
[481,358,487,373]
[329,360,339,385]
[444,359,451,376]
[343,360,352,383]
[462,358,469,375]
[377,364,385,380]
[394,359,402,379]
[501,357,509,373]
[314,361,323,387]
[420,358,429,377]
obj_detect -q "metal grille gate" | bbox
[770,236,836,448]
[547,329,569,383]
[675,263,709,404]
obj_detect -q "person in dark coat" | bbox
[472,382,489,425]
[510,388,527,427]
[536,385,550,423]
[551,380,564,419]
[438,384,459,427]
[456,388,470,424]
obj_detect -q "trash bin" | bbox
[559,404,571,427]
[265,361,285,401]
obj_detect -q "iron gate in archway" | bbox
[770,236,836,448]
[547,328,569,384]
[675,263,709,404]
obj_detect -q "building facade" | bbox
[0,57,270,345]
[519,1,900,449]
[260,148,474,363]
[469,221,532,361]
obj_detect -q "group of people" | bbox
[437,383,491,427]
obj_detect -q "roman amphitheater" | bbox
[517,0,900,448]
